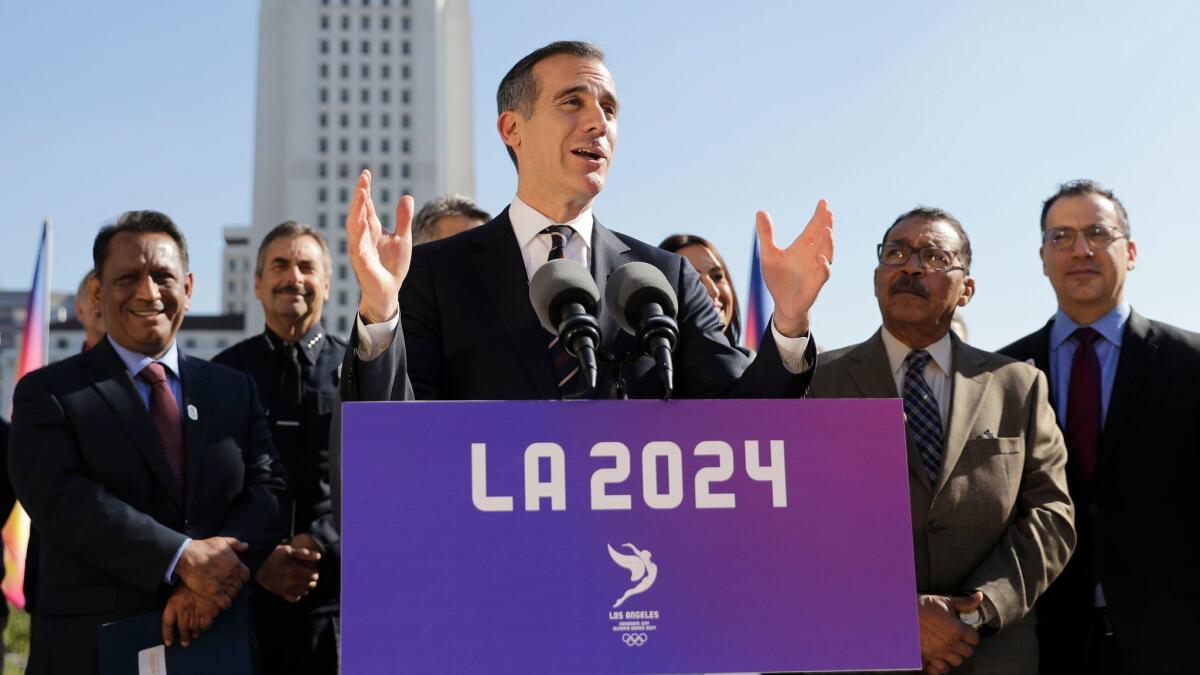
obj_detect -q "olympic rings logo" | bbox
[621,633,648,647]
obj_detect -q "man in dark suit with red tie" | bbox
[8,211,288,674]
[1000,180,1200,674]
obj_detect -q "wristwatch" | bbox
[958,609,985,630]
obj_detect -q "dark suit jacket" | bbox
[340,209,813,403]
[8,339,288,675]
[334,212,815,529]
[1000,310,1200,674]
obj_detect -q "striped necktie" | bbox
[539,225,582,394]
[902,350,944,482]
[541,224,572,261]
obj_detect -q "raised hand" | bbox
[345,169,415,324]
[754,200,835,337]
[174,536,250,609]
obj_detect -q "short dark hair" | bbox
[412,194,491,244]
[881,206,973,272]
[659,233,743,345]
[1040,179,1130,237]
[255,221,332,277]
[496,40,606,168]
[93,210,189,276]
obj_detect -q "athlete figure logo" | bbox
[607,543,658,608]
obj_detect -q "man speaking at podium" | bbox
[340,41,832,405]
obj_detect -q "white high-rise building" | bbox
[221,225,254,315]
[247,0,474,338]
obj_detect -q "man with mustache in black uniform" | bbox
[214,222,345,674]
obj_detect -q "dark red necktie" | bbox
[1065,327,1102,482]
[139,362,186,493]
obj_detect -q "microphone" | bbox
[529,259,602,392]
[605,262,679,397]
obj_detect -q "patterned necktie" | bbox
[902,350,944,482]
[138,362,186,493]
[1066,327,1102,482]
[541,224,573,261]
[540,225,581,393]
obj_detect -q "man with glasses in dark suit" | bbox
[1000,180,1200,674]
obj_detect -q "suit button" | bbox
[184,520,192,533]
[1088,504,1102,517]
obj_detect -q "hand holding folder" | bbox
[100,590,255,675]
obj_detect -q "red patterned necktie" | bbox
[138,362,186,493]
[1066,327,1102,482]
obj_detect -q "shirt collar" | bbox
[508,194,594,251]
[107,335,181,380]
[263,323,325,365]
[1050,300,1130,350]
[880,325,954,378]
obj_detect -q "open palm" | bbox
[345,170,414,323]
[754,200,835,336]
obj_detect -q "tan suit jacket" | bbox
[810,330,1075,674]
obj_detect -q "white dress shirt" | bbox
[357,195,809,372]
[879,326,953,430]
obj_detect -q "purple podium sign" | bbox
[342,399,919,674]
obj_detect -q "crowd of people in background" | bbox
[3,39,1198,675]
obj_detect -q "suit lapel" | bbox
[590,220,635,384]
[85,340,182,506]
[179,353,212,516]
[847,332,934,493]
[1098,310,1156,478]
[935,336,993,498]
[1029,319,1055,411]
[469,211,559,399]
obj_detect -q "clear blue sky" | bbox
[3,1,1198,350]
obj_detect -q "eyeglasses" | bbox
[876,242,966,272]
[1042,225,1126,251]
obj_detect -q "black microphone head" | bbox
[528,259,601,333]
[604,262,678,335]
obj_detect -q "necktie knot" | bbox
[1073,326,1100,347]
[540,225,574,261]
[138,362,168,386]
[279,342,300,364]
[904,350,932,374]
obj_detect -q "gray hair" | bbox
[412,195,491,244]
[882,206,973,273]
[255,221,332,277]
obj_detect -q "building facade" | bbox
[245,0,474,339]
[222,226,254,316]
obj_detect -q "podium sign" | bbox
[342,398,919,674]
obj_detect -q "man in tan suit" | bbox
[811,207,1074,674]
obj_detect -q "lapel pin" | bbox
[187,404,199,421]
